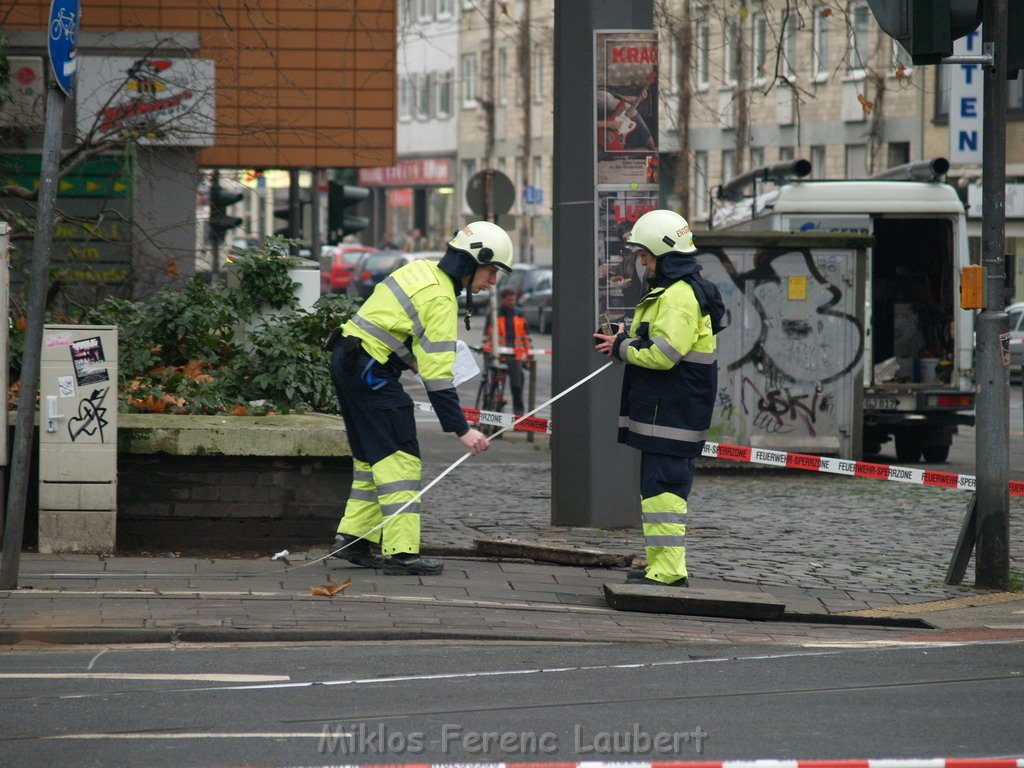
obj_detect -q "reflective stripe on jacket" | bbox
[614,279,718,457]
[342,259,460,393]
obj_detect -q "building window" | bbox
[694,150,710,219]
[437,0,453,18]
[436,70,452,117]
[416,73,432,119]
[462,53,478,107]
[417,0,433,22]
[783,14,797,80]
[399,0,413,26]
[533,48,545,102]
[750,146,764,169]
[696,21,710,89]
[887,141,910,169]
[670,34,681,96]
[399,76,412,120]
[721,149,736,187]
[813,5,829,80]
[497,48,508,104]
[849,3,871,73]
[846,143,868,178]
[752,13,767,83]
[460,158,477,214]
[724,19,739,85]
[811,145,826,178]
[779,146,795,161]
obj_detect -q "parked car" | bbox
[320,244,377,294]
[346,250,442,301]
[1009,301,1024,376]
[516,267,553,333]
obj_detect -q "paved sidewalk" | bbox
[1,430,1022,647]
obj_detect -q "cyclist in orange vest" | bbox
[482,287,533,416]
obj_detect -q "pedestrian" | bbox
[593,210,725,587]
[328,221,515,575]
[481,287,533,417]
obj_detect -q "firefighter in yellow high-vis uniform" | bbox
[329,221,514,576]
[594,210,725,587]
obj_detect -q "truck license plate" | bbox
[863,397,903,410]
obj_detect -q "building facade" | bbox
[2,1,395,298]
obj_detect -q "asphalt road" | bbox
[1,640,1021,766]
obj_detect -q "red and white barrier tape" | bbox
[417,401,1023,496]
[703,441,1024,498]
[414,401,553,434]
[289,759,1024,768]
[486,345,553,356]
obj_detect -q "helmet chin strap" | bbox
[463,275,474,330]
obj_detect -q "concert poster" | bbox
[595,31,660,186]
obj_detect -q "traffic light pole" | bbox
[975,0,1010,590]
[209,169,224,276]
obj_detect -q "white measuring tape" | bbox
[282,361,615,573]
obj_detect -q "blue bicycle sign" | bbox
[48,0,80,95]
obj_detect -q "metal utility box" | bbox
[696,232,869,458]
[38,325,118,554]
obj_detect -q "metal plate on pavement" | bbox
[603,582,786,621]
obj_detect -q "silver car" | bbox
[1009,301,1024,374]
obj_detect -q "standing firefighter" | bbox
[329,221,514,575]
[594,210,725,586]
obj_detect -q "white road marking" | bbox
[85,649,107,670]
[128,650,845,693]
[2,673,290,682]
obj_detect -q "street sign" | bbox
[466,169,515,216]
[47,0,80,96]
[522,184,544,206]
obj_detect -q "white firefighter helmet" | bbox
[448,221,514,273]
[626,209,697,257]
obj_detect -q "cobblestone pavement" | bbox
[414,432,1024,600]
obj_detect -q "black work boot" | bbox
[383,553,444,575]
[631,574,688,587]
[329,533,385,568]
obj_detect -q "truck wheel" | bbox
[894,434,923,463]
[921,444,951,463]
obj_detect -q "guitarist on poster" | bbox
[597,80,656,153]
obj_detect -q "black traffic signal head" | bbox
[328,182,370,241]
[867,0,982,65]
[208,175,244,243]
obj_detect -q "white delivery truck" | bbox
[712,158,974,462]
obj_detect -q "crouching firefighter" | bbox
[593,209,726,587]
[328,221,514,575]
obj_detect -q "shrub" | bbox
[8,237,359,415]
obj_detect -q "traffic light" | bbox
[328,182,370,242]
[866,0,981,65]
[208,172,244,245]
[273,188,308,237]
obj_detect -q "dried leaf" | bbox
[310,578,352,597]
[857,93,874,114]
[895,63,908,82]
[820,7,832,17]
[229,404,249,417]
[163,258,181,279]
[182,360,210,381]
